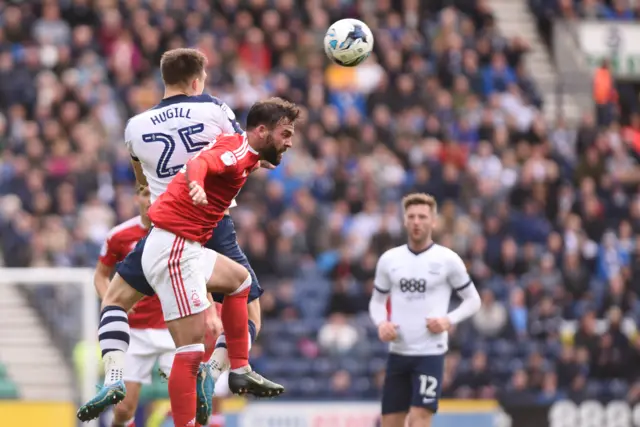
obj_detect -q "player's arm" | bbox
[439,254,481,327]
[130,158,148,190]
[124,120,148,190]
[94,238,119,299]
[185,144,237,205]
[369,252,397,342]
[94,262,115,299]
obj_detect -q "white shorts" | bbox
[141,227,215,321]
[123,328,175,384]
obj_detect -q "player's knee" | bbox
[233,266,250,288]
[407,407,432,427]
[102,274,139,312]
[381,413,407,427]
[208,256,249,294]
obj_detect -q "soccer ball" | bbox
[324,19,374,67]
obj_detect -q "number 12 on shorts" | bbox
[419,375,438,401]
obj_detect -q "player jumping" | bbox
[369,194,482,427]
[77,49,284,424]
[94,186,218,427]
[119,48,273,422]
[143,98,299,427]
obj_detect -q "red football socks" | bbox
[221,287,250,369]
[169,345,203,427]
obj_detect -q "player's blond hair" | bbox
[402,193,438,214]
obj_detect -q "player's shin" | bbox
[209,319,257,380]
[220,275,251,371]
[99,306,131,385]
[170,343,204,427]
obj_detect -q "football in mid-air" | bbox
[324,19,374,67]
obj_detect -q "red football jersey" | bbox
[149,133,259,244]
[99,216,166,330]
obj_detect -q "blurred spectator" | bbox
[500,369,537,405]
[593,60,617,127]
[317,313,359,355]
[538,372,565,404]
[472,289,508,338]
[528,296,562,341]
[454,351,495,398]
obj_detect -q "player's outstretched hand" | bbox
[377,321,398,342]
[188,181,208,205]
[426,317,451,334]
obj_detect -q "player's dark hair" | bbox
[245,97,302,130]
[160,48,207,87]
[402,193,438,213]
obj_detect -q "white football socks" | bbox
[103,351,125,386]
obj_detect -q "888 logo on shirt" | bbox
[549,400,640,427]
[399,278,426,293]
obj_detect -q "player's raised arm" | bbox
[444,253,481,326]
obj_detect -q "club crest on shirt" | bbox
[220,151,237,166]
[427,263,442,275]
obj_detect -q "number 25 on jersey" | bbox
[142,123,206,178]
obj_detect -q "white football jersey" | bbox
[124,94,243,205]
[374,243,471,356]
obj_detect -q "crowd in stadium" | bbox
[1,0,640,405]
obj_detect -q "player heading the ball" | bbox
[369,193,482,427]
[139,97,300,427]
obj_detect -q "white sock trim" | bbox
[229,274,251,295]
[176,343,205,354]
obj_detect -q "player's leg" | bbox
[111,328,154,426]
[407,355,445,427]
[206,216,263,380]
[115,328,176,427]
[141,228,213,427]
[381,354,412,427]
[112,381,141,427]
[204,254,283,397]
[77,272,145,421]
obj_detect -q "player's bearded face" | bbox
[262,131,282,165]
